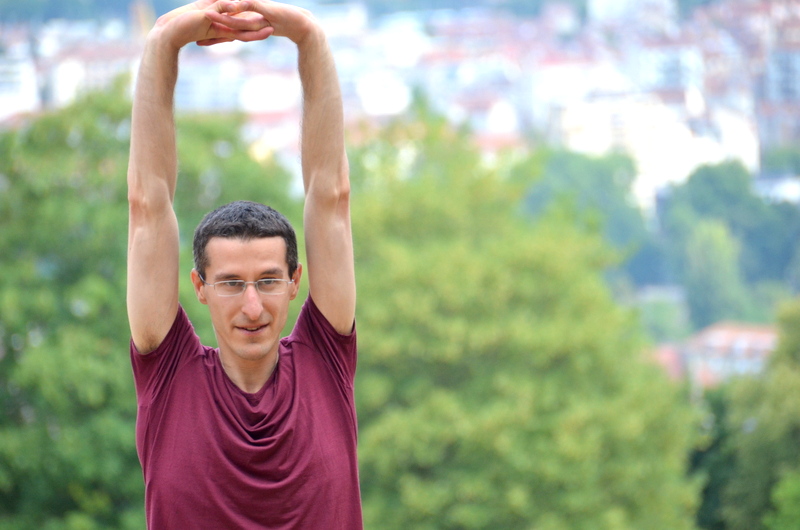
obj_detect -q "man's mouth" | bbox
[238,324,267,333]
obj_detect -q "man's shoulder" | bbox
[288,296,354,341]
[283,296,357,381]
[131,304,206,362]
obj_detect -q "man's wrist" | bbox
[294,22,325,52]
[145,25,184,60]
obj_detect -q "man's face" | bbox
[191,236,301,367]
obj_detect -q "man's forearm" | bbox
[297,28,347,195]
[128,33,181,205]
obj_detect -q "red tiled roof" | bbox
[688,321,777,359]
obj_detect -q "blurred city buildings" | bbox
[2,0,800,209]
[655,321,778,389]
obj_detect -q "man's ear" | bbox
[190,269,209,305]
[289,264,303,301]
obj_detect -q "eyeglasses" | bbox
[198,273,294,297]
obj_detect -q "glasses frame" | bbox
[198,273,295,297]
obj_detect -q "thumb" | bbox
[213,0,251,14]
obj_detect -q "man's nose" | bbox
[241,284,262,318]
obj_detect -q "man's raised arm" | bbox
[128,1,273,353]
[297,15,355,335]
[126,15,182,354]
[208,2,354,334]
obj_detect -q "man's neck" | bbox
[217,350,279,394]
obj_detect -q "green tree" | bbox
[0,78,709,529]
[764,469,800,530]
[690,385,736,530]
[524,149,659,286]
[350,106,699,529]
[0,80,141,529]
[721,299,800,530]
[0,80,299,528]
[683,220,751,329]
[658,161,799,328]
[660,161,800,288]
[761,145,800,175]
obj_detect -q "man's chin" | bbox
[232,342,277,363]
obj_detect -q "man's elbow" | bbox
[127,181,173,226]
[307,167,351,206]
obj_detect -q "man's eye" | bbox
[258,279,278,286]
[221,281,243,288]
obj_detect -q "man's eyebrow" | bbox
[213,268,285,281]
[212,273,242,281]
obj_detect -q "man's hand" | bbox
[152,0,274,50]
[155,0,219,27]
[205,1,320,46]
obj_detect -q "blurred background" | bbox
[1,0,800,528]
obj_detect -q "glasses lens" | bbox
[256,279,287,295]
[216,280,245,296]
[209,279,291,296]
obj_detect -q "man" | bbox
[126,1,360,527]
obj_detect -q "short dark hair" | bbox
[193,201,298,279]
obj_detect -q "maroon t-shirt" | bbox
[130,297,362,529]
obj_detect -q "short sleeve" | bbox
[130,306,202,406]
[289,296,357,386]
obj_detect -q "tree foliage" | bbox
[0,80,298,528]
[524,149,660,286]
[690,386,736,530]
[349,104,699,529]
[761,146,800,176]
[683,220,751,329]
[718,299,800,530]
[658,161,800,328]
[0,79,140,529]
[764,468,800,530]
[14,74,800,530]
